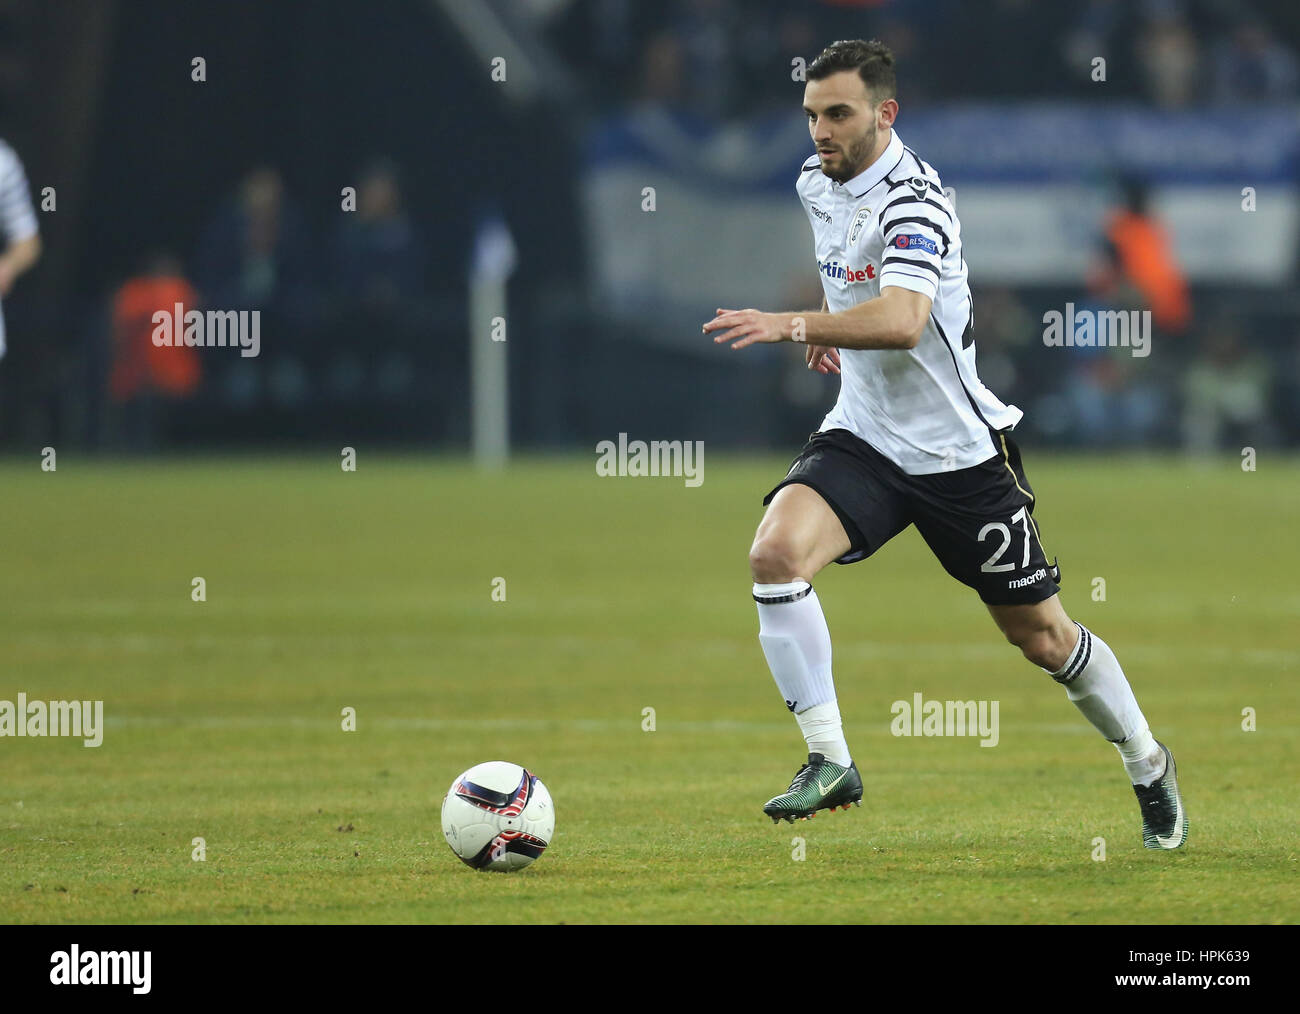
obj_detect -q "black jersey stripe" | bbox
[882,213,949,235]
[885,176,924,191]
[902,145,931,174]
[886,145,935,189]
[884,170,938,194]
[883,249,942,267]
[880,193,953,223]
[881,270,937,289]
[882,215,950,241]
[931,312,994,429]
[882,256,941,278]
[888,147,950,204]
[899,143,961,217]
[902,146,945,191]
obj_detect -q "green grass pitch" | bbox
[1,453,1296,923]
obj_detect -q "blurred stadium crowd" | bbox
[86,160,435,450]
[0,0,1296,454]
[551,0,1299,113]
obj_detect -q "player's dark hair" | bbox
[807,39,896,101]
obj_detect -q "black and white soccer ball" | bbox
[440,761,555,872]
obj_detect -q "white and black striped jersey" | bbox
[0,138,38,360]
[0,139,38,246]
[797,128,1021,474]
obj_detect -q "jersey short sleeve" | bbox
[0,140,39,244]
[878,180,952,301]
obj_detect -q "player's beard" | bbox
[822,125,877,184]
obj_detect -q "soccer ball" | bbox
[440,761,555,872]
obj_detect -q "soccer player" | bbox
[701,40,1187,850]
[0,136,42,361]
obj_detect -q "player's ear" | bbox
[877,97,898,130]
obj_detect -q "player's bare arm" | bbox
[702,286,931,352]
[805,295,840,374]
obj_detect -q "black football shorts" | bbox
[763,428,1061,606]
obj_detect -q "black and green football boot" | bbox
[1133,740,1188,850]
[763,753,862,823]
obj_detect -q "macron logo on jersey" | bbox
[819,258,876,283]
[893,234,938,255]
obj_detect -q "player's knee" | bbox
[749,535,805,584]
[1007,619,1074,671]
[1017,630,1058,670]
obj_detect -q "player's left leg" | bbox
[987,596,1187,850]
[908,432,1187,849]
[988,595,1162,782]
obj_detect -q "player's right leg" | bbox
[749,431,911,822]
[750,484,863,821]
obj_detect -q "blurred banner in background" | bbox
[584,105,1300,350]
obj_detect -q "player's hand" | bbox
[703,308,787,350]
[806,345,840,374]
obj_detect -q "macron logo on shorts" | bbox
[1008,567,1047,590]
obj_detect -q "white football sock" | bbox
[753,581,851,766]
[1049,622,1164,785]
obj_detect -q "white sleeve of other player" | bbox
[0,140,39,244]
